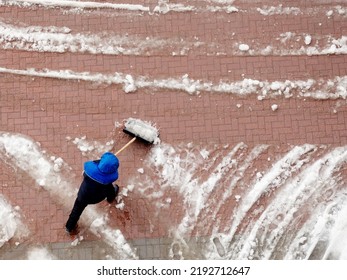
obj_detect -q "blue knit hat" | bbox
[84,152,119,184]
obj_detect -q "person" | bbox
[65,152,120,235]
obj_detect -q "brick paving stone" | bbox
[0,0,347,260]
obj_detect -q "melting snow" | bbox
[2,0,150,11]
[257,5,302,16]
[27,247,56,260]
[70,136,114,157]
[0,195,28,248]
[0,67,346,99]
[136,142,347,259]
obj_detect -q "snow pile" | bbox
[27,247,56,260]
[124,118,160,144]
[0,196,27,248]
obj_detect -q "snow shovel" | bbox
[115,118,159,155]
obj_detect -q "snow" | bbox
[153,0,238,14]
[124,118,160,144]
[3,0,150,11]
[271,104,279,111]
[143,142,267,246]
[89,216,136,259]
[336,6,347,16]
[136,142,347,259]
[0,132,57,188]
[153,0,194,14]
[4,0,235,15]
[1,0,347,260]
[238,44,250,52]
[137,168,144,174]
[257,5,302,16]
[276,34,347,56]
[124,74,137,93]
[304,35,312,45]
[208,0,235,4]
[2,130,347,259]
[115,201,125,210]
[0,21,206,56]
[238,147,347,260]
[2,20,347,59]
[322,200,347,259]
[200,149,210,159]
[70,136,114,157]
[326,10,334,17]
[27,247,56,260]
[0,195,28,248]
[1,66,346,100]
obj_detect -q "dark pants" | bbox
[65,198,88,231]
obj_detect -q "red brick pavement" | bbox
[0,0,346,251]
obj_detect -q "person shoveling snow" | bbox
[65,152,120,235]
[65,118,159,235]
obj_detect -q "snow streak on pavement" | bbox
[1,0,346,17]
[0,67,347,99]
[0,132,137,259]
[137,142,347,259]
[2,21,347,56]
[0,0,150,12]
[0,21,205,56]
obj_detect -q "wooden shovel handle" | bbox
[115,137,137,155]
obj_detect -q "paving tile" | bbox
[0,0,346,260]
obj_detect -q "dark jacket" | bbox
[77,173,116,204]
